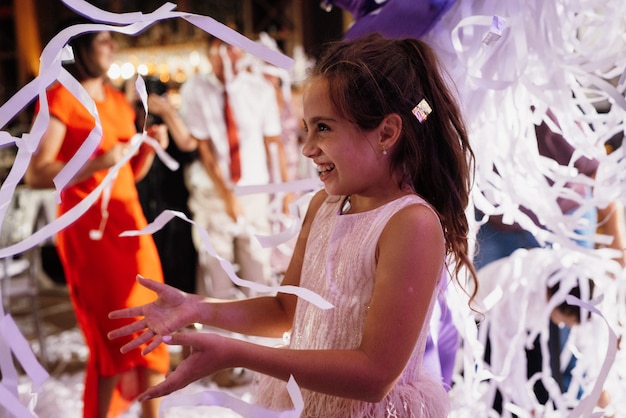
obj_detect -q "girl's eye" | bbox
[317,123,330,132]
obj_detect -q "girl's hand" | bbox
[108,275,200,355]
[138,332,233,401]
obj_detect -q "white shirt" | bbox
[179,70,282,187]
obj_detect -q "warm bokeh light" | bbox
[107,63,121,80]
[137,63,149,76]
[120,62,136,80]
[189,50,200,67]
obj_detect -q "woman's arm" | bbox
[264,134,290,183]
[129,124,169,182]
[137,201,445,403]
[25,117,67,189]
[25,116,132,188]
[147,93,198,152]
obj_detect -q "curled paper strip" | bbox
[159,375,304,418]
[482,15,506,45]
[120,207,333,310]
[134,74,180,172]
[564,295,618,418]
[235,179,321,248]
[0,0,298,415]
[0,0,294,260]
[0,384,37,418]
[469,247,622,415]
[0,314,49,418]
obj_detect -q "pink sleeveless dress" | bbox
[254,194,450,417]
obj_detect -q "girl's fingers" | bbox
[108,306,143,319]
[138,370,187,401]
[162,332,196,347]
[142,335,163,356]
[136,274,162,291]
[107,319,148,339]
[119,328,155,354]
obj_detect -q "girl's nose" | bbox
[301,133,318,159]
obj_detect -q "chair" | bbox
[0,186,55,368]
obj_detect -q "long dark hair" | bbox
[309,33,479,301]
[60,17,108,81]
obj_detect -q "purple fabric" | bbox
[437,292,458,388]
[324,0,381,19]
[327,0,457,40]
[423,292,458,391]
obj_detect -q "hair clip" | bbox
[412,98,432,123]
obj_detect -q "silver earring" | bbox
[382,148,388,155]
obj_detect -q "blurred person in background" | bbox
[25,25,169,418]
[133,76,199,296]
[178,34,289,302]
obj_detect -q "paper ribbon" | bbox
[3,0,626,415]
[119,202,333,310]
[565,295,618,418]
[0,0,300,415]
[158,375,304,418]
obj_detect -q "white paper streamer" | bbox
[0,0,294,259]
[0,384,37,418]
[422,1,626,415]
[3,0,625,416]
[0,314,49,418]
[0,1,300,415]
[159,375,303,418]
[565,295,618,418]
[119,208,332,310]
[460,245,622,416]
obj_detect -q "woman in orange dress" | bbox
[25,29,169,418]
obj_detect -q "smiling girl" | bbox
[109,33,478,417]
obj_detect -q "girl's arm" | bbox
[193,190,326,336]
[109,190,327,351]
[138,202,445,403]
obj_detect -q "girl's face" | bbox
[301,77,389,197]
[91,31,116,74]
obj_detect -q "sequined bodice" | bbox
[254,194,450,417]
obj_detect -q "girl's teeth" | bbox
[317,164,335,173]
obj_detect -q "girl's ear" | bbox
[378,113,402,151]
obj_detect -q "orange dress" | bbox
[45,83,169,417]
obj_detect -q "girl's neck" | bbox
[344,184,414,214]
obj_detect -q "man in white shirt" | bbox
[179,35,287,299]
